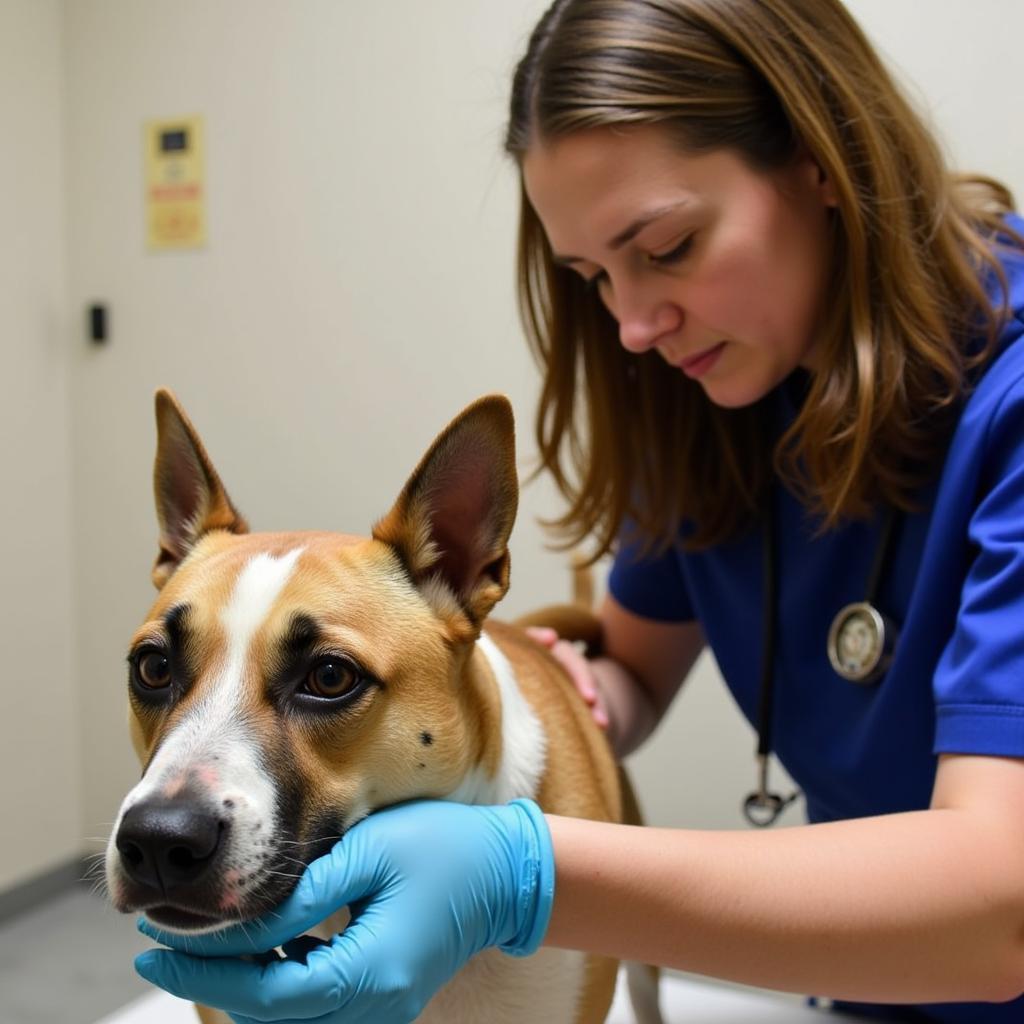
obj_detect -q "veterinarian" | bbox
[134,0,1024,1021]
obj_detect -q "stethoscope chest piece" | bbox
[826,601,897,685]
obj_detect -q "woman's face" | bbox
[522,125,837,408]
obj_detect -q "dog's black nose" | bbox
[116,799,224,894]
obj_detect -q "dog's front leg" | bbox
[195,1004,231,1024]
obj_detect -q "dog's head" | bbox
[106,390,517,933]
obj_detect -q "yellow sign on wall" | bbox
[145,116,206,250]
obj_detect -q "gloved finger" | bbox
[139,834,366,955]
[135,948,341,1022]
[229,1017,327,1024]
[137,914,290,958]
[230,1013,338,1024]
[229,1012,342,1024]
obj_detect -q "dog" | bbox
[106,390,661,1024]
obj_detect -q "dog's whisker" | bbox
[276,835,343,848]
[80,858,109,888]
[226,909,249,938]
[85,876,108,893]
[275,856,310,871]
[271,860,313,876]
[237,918,256,947]
[85,877,109,897]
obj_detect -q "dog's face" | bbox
[106,391,517,933]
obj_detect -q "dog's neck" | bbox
[442,634,547,807]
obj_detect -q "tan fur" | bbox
[194,1005,229,1024]
[573,955,622,1024]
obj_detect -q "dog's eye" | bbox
[137,651,171,689]
[305,658,361,700]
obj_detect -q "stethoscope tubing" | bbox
[743,497,901,827]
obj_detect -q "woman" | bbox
[135,1,1024,1021]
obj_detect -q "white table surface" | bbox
[97,969,827,1023]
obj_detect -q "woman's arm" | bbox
[546,752,1024,1004]
[544,594,705,758]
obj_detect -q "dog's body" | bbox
[106,392,660,1024]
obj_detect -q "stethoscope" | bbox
[742,499,902,827]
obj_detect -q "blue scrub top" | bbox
[609,223,1024,1023]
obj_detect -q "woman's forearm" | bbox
[590,656,659,758]
[544,808,1024,1005]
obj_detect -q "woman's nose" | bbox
[606,281,683,354]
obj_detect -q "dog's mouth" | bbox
[130,857,301,934]
[133,867,294,935]
[143,904,228,933]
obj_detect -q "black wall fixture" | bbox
[88,303,108,345]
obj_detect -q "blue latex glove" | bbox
[134,798,554,1024]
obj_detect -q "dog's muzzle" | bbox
[111,786,240,930]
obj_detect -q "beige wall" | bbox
[0,0,80,891]
[2,1,1023,893]
[847,0,1023,191]
[62,0,567,852]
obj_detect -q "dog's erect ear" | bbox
[373,395,518,633]
[151,389,248,589]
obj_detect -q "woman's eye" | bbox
[650,234,694,266]
[305,659,361,700]
[585,269,609,291]
[136,651,171,689]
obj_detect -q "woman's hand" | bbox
[525,626,610,730]
[134,799,554,1024]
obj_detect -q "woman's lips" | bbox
[679,341,727,379]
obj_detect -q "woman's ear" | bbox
[797,148,839,209]
[816,162,839,208]
[782,145,839,208]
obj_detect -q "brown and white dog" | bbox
[106,391,661,1024]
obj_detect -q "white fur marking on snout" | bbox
[446,633,546,806]
[220,549,305,674]
[106,549,305,919]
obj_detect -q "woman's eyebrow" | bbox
[551,200,691,265]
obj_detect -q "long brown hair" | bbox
[505,0,1020,557]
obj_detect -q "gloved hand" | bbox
[134,798,554,1024]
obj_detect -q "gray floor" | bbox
[0,884,155,1024]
